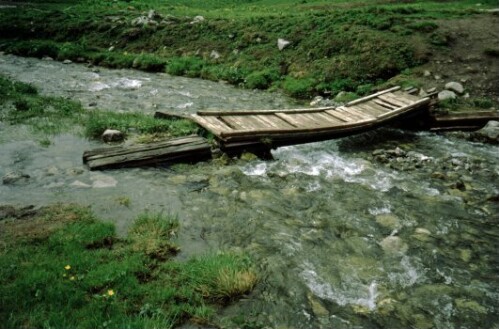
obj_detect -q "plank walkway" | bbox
[166,86,431,150]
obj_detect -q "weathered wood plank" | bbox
[83,136,212,170]
[352,103,386,117]
[373,99,398,110]
[192,115,233,134]
[324,109,353,122]
[343,106,375,120]
[362,101,393,114]
[377,94,410,107]
[274,112,306,127]
[256,114,296,129]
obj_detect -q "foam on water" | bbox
[301,262,379,311]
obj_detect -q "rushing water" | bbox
[1,55,498,328]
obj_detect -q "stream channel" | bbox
[1,54,498,328]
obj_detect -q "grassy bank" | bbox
[0,74,199,143]
[1,0,496,100]
[0,205,257,328]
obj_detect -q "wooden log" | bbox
[82,136,212,170]
[429,110,499,131]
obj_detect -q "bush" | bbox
[132,54,167,72]
[282,77,315,99]
[245,69,280,89]
[167,56,206,77]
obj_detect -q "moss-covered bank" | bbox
[1,0,497,99]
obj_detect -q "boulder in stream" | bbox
[469,120,499,144]
[2,171,30,185]
[102,129,124,142]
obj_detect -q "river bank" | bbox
[1,0,498,107]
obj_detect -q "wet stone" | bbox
[2,171,30,185]
[375,214,400,230]
[379,236,408,255]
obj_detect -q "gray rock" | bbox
[191,15,205,24]
[310,96,323,107]
[379,236,408,255]
[147,9,162,20]
[423,70,431,77]
[210,50,221,59]
[62,59,72,64]
[426,87,437,93]
[277,38,291,51]
[438,90,457,101]
[470,120,499,144]
[445,81,464,94]
[102,129,124,142]
[2,171,30,185]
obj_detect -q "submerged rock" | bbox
[2,171,30,185]
[379,236,408,255]
[375,214,400,230]
[470,120,499,144]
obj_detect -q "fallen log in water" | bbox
[82,135,212,170]
[429,110,499,131]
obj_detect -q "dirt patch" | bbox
[0,204,85,245]
[413,14,499,103]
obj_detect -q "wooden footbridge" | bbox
[84,86,436,169]
[182,86,430,152]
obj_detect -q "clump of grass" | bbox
[245,68,280,89]
[128,212,180,258]
[0,204,257,329]
[84,111,198,139]
[167,56,206,77]
[0,74,85,135]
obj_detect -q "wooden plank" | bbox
[220,116,261,130]
[383,93,414,106]
[377,94,410,107]
[196,106,335,116]
[291,113,330,127]
[373,99,398,110]
[362,101,393,114]
[336,107,366,121]
[345,86,401,106]
[342,106,375,120]
[83,136,212,170]
[375,97,430,121]
[255,114,296,129]
[325,109,353,122]
[192,115,234,135]
[313,112,343,125]
[392,90,421,103]
[352,103,386,117]
[275,112,307,127]
[84,135,203,162]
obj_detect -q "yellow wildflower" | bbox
[107,289,115,296]
[70,276,75,281]
[64,265,71,270]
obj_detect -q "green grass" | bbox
[0,74,199,140]
[1,0,496,99]
[0,205,257,329]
